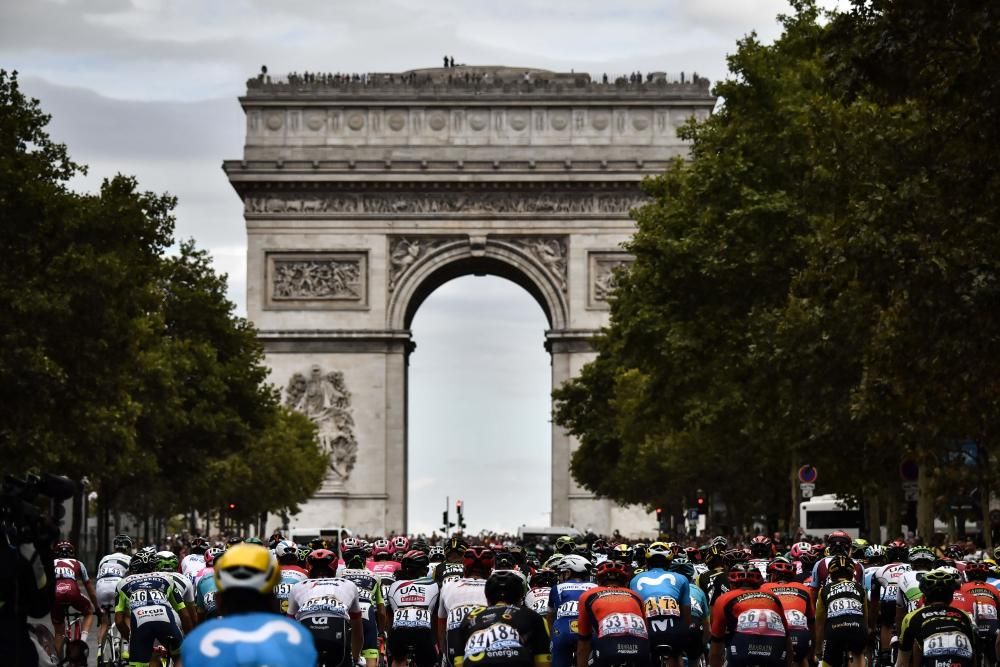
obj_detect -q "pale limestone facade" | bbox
[224,67,716,536]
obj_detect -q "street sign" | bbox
[800,482,815,499]
[902,481,918,501]
[686,509,699,521]
[900,460,919,482]
[798,465,818,484]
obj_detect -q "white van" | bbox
[800,494,866,538]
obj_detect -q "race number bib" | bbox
[303,595,348,617]
[784,609,809,631]
[880,583,899,602]
[975,602,999,621]
[557,600,579,619]
[736,609,785,637]
[643,596,681,618]
[530,598,549,614]
[597,612,648,639]
[394,607,432,629]
[466,624,521,651]
[827,597,863,617]
[134,605,168,625]
[447,604,483,631]
[923,632,973,658]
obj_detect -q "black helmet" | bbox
[485,570,526,605]
[446,535,469,555]
[530,568,558,588]
[827,555,855,580]
[919,568,960,601]
[401,549,430,575]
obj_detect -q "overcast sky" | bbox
[1,0,840,535]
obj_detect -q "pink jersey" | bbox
[371,560,402,576]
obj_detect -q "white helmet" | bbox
[274,539,298,560]
[556,554,592,574]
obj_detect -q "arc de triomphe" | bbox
[224,66,715,536]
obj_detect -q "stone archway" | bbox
[225,65,716,535]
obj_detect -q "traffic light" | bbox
[456,500,466,530]
[655,508,663,522]
[696,490,706,515]
[228,502,237,511]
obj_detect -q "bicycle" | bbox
[61,607,89,667]
[98,607,126,667]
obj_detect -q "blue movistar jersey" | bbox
[195,570,219,618]
[688,581,709,621]
[629,569,691,621]
[181,611,317,667]
[547,580,597,641]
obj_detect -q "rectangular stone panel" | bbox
[266,251,369,310]
[587,251,634,308]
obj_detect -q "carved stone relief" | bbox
[589,251,634,307]
[504,236,569,292]
[387,237,460,291]
[267,252,368,308]
[285,366,358,489]
[245,191,647,216]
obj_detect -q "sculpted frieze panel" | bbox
[588,251,634,307]
[245,191,647,216]
[285,365,358,488]
[266,252,368,309]
[502,236,569,293]
[387,236,463,291]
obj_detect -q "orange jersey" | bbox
[576,586,649,640]
[711,588,788,639]
[761,581,815,633]
[960,581,1000,624]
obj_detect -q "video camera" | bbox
[0,473,76,546]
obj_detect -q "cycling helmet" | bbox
[993,545,1000,562]
[556,554,592,575]
[887,540,909,563]
[463,546,496,576]
[215,543,280,594]
[595,560,631,585]
[54,541,75,558]
[827,555,855,580]
[592,539,610,556]
[274,540,299,564]
[723,549,749,567]
[944,544,965,560]
[155,551,179,572]
[296,545,311,565]
[342,545,368,569]
[485,570,527,604]
[919,568,960,600]
[798,544,819,567]
[711,536,729,549]
[909,546,935,567]
[131,547,157,574]
[684,546,702,563]
[530,568,558,588]
[645,542,674,567]
[113,534,134,553]
[728,563,763,587]
[789,542,812,561]
[267,532,284,550]
[204,546,223,567]
[372,539,393,561]
[446,535,469,555]
[227,536,245,548]
[631,543,647,561]
[766,557,795,582]
[307,549,338,577]
[245,537,264,546]
[705,544,725,567]
[341,537,363,552]
[611,544,632,563]
[865,544,887,564]
[554,536,577,555]
[428,546,446,563]
[826,530,852,555]
[544,554,564,570]
[401,549,430,575]
[525,553,541,570]
[407,538,427,555]
[749,536,772,558]
[669,560,695,582]
[307,538,326,551]
[391,536,411,554]
[964,560,990,581]
[851,539,869,560]
[495,552,519,570]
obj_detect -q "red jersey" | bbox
[961,581,1000,625]
[760,582,815,633]
[577,586,649,641]
[711,588,789,639]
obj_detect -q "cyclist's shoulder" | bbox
[183,612,316,665]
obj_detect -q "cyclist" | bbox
[435,536,471,587]
[439,546,493,666]
[896,546,937,628]
[960,560,1000,662]
[789,542,814,581]
[554,536,577,557]
[274,540,308,614]
[629,542,690,667]
[386,549,440,667]
[760,557,814,667]
[709,563,791,667]
[525,568,557,616]
[576,560,650,667]
[114,547,191,666]
[371,538,402,602]
[748,536,774,578]
[898,568,976,667]
[548,554,596,667]
[810,531,863,590]
[670,559,710,667]
[156,550,198,632]
[52,540,98,659]
[195,547,223,621]
[181,536,209,584]
[454,570,549,667]
[287,548,364,667]
[869,540,911,665]
[94,533,132,664]
[339,540,384,667]
[815,555,868,667]
[181,542,317,666]
[696,544,726,599]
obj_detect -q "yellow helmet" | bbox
[214,543,280,594]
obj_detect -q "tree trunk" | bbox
[70,479,83,546]
[96,484,107,560]
[885,492,901,541]
[789,459,800,540]
[867,491,881,543]
[917,458,934,540]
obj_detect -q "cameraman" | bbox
[0,531,56,666]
